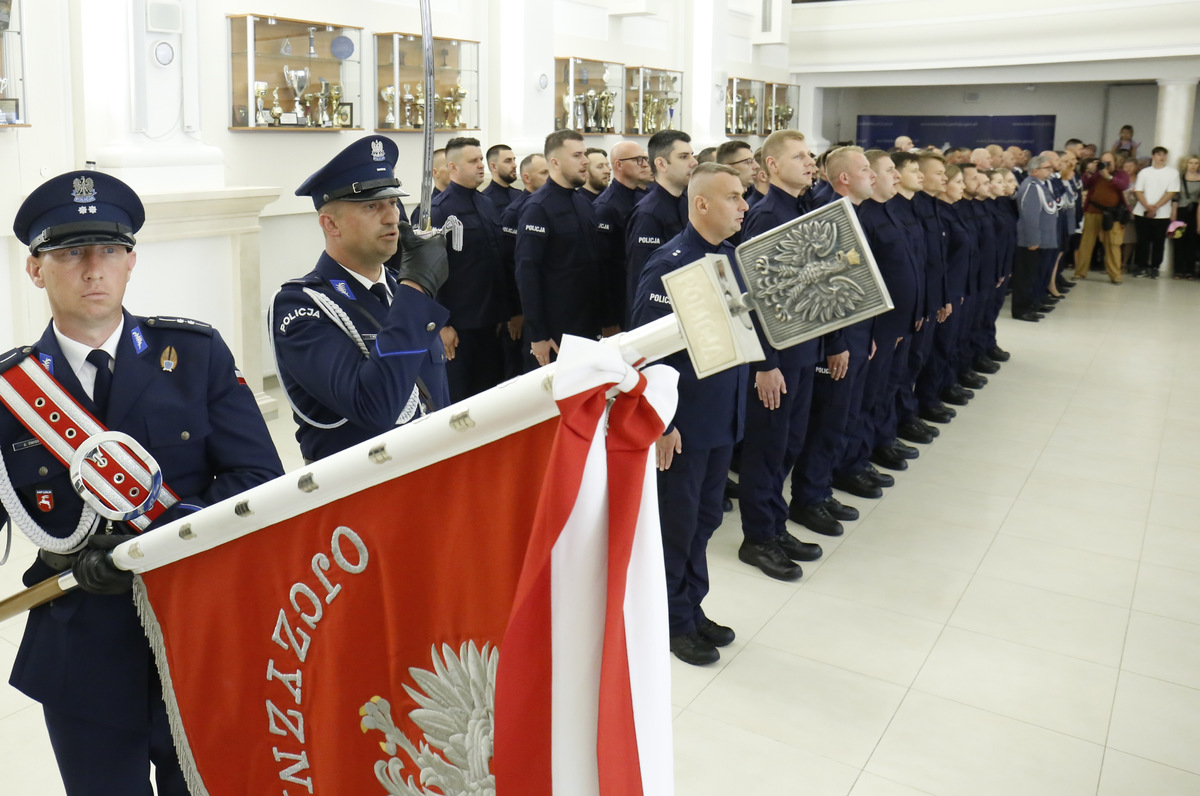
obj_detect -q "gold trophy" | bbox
[401,84,414,127]
[270,88,283,126]
[253,81,269,125]
[330,83,344,128]
[381,85,397,128]
[413,84,425,129]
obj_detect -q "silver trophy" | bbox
[308,26,317,58]
[270,88,283,126]
[584,90,598,132]
[401,84,414,127]
[330,84,344,127]
[253,81,269,125]
[381,85,397,127]
[283,65,309,121]
[316,78,331,127]
[0,77,7,97]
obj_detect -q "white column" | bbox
[1154,78,1199,165]
[488,0,555,159]
[683,0,727,143]
[796,84,829,152]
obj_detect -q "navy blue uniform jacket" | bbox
[4,312,283,730]
[942,199,977,301]
[742,184,823,371]
[431,181,508,330]
[481,181,521,213]
[632,224,747,449]
[272,253,449,462]
[593,180,647,325]
[912,191,950,313]
[499,191,532,317]
[514,179,605,341]
[625,182,688,308]
[857,198,924,341]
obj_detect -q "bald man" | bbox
[631,162,749,666]
[895,135,914,152]
[594,140,651,326]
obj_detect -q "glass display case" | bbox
[625,67,681,136]
[0,0,28,127]
[228,15,363,130]
[725,78,765,136]
[554,57,623,134]
[375,34,479,132]
[765,83,799,134]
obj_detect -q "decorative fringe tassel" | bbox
[134,576,211,796]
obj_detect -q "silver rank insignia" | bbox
[72,176,97,204]
[160,346,179,372]
[371,139,386,161]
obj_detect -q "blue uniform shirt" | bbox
[480,181,521,213]
[499,191,533,317]
[857,198,924,341]
[887,194,930,319]
[625,182,688,309]
[431,180,508,330]
[593,179,647,325]
[272,253,449,462]
[911,191,950,313]
[514,179,606,342]
[632,224,748,449]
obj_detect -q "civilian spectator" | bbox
[1132,146,1180,278]
[1171,154,1200,280]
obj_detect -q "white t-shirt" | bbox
[1133,166,1181,217]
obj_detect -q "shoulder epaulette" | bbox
[145,316,214,335]
[0,346,32,375]
[282,273,324,288]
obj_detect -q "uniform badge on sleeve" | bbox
[36,490,53,512]
[160,346,178,372]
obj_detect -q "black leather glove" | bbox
[73,533,137,595]
[396,221,449,298]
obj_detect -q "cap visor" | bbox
[36,232,136,253]
[341,185,409,201]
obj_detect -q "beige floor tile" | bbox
[1015,469,1153,523]
[948,576,1129,666]
[997,498,1146,559]
[912,627,1118,744]
[803,545,973,623]
[1122,611,1200,690]
[673,710,859,796]
[1133,561,1200,625]
[754,591,943,686]
[865,691,1103,796]
[1148,491,1200,532]
[976,534,1139,608]
[689,643,906,768]
[0,642,34,722]
[0,704,64,796]
[1031,446,1158,491]
[1152,462,1200,497]
[840,511,995,573]
[868,481,1014,533]
[900,452,1031,498]
[1142,523,1200,575]
[1043,424,1164,465]
[1108,671,1200,775]
[1098,749,1200,795]
[848,773,937,796]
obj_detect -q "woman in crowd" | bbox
[1121,155,1140,274]
[1171,154,1200,280]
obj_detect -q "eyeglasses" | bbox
[617,156,649,166]
[728,156,757,168]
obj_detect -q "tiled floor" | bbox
[2,275,1200,793]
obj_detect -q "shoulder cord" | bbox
[0,449,99,558]
[268,287,420,429]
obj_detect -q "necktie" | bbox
[86,349,113,421]
[369,283,390,308]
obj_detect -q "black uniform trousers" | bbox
[658,443,735,637]
[917,304,961,407]
[875,335,913,450]
[1134,215,1171,272]
[446,326,506,403]
[739,365,815,543]
[955,294,986,374]
[841,333,899,476]
[1010,247,1044,318]
[793,348,868,507]
[896,323,935,426]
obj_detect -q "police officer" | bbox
[625,130,695,309]
[735,131,827,580]
[515,130,607,369]
[431,136,508,401]
[593,141,651,328]
[911,152,959,427]
[499,154,549,378]
[481,143,521,211]
[2,171,284,794]
[272,136,451,462]
[631,162,748,666]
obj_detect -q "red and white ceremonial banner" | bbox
[132,336,678,796]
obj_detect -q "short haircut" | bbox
[697,146,717,163]
[715,140,753,164]
[519,153,544,174]
[1025,155,1050,171]
[647,130,691,175]
[825,146,865,182]
[891,151,920,171]
[919,151,947,167]
[944,164,961,181]
[486,144,512,163]
[544,128,584,159]
[585,147,607,158]
[432,147,446,161]
[1065,138,1083,148]
[1120,124,1134,132]
[445,137,480,160]
[689,161,740,187]
[753,148,765,170]
[946,146,970,158]
[1152,146,1168,156]
[762,129,806,164]
[863,148,890,168]
[815,149,830,170]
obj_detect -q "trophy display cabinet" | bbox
[0,0,27,127]
[228,15,363,131]
[725,77,765,137]
[765,83,799,134]
[554,57,623,135]
[624,67,682,136]
[374,34,480,132]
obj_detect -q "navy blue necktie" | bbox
[369,283,390,308]
[86,349,113,421]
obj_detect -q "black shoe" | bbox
[1038,305,1056,313]
[822,496,859,521]
[956,384,976,400]
[722,497,734,512]
[1016,312,1041,322]
[864,464,895,487]
[897,420,935,444]
[1150,270,1160,279]
[696,616,735,647]
[959,371,987,389]
[987,346,1010,362]
[777,530,825,559]
[738,539,804,581]
[920,404,956,423]
[1134,269,1147,278]
[972,355,1000,374]
[1044,295,1062,304]
[892,439,920,459]
[832,471,883,499]
[670,632,719,665]
[871,445,909,471]
[724,477,739,501]
[916,418,940,437]
[941,385,970,406]
[789,503,844,537]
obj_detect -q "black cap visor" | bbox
[31,221,136,254]
[320,177,409,205]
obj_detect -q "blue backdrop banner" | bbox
[856,115,1057,152]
